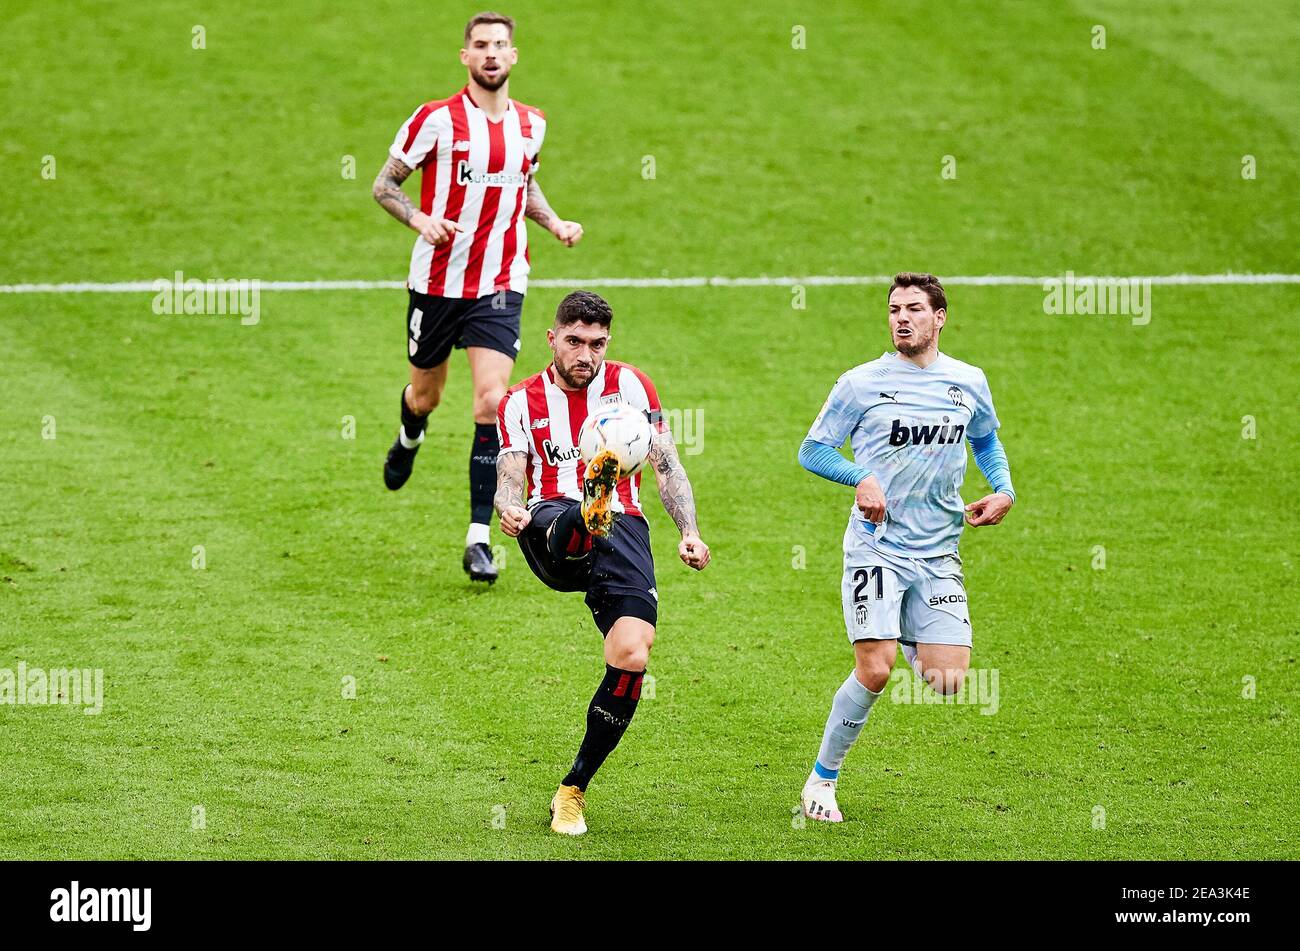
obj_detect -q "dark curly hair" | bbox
[554,290,613,328]
[889,272,947,313]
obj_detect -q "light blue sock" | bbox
[813,672,881,779]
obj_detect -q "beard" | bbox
[555,358,598,389]
[470,63,510,91]
[895,328,935,356]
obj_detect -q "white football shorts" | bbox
[840,521,972,647]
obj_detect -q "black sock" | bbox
[469,422,498,527]
[562,665,644,791]
[545,503,591,561]
[400,386,428,443]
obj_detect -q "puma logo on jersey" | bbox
[889,417,965,446]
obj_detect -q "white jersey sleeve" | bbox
[388,103,441,170]
[528,113,546,173]
[496,389,529,457]
[966,370,1001,439]
[807,374,864,447]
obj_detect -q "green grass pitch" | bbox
[1,0,1296,859]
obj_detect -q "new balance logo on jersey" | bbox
[530,417,550,429]
[452,140,472,151]
[889,417,965,446]
[457,160,528,187]
[542,439,582,466]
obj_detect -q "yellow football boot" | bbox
[581,450,621,536]
[549,784,588,836]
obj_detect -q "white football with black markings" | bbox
[578,403,653,477]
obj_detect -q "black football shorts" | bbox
[517,498,659,635]
[404,288,523,369]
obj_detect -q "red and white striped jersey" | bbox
[497,360,668,518]
[388,87,547,299]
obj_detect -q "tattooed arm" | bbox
[372,155,462,246]
[525,173,584,246]
[495,451,532,537]
[646,431,710,570]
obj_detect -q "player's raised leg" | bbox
[551,612,655,835]
[385,360,448,490]
[802,637,895,823]
[463,346,513,581]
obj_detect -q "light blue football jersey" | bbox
[807,351,1001,558]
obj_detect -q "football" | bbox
[578,403,654,476]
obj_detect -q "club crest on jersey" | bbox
[457,160,527,187]
[855,603,868,626]
[542,439,582,466]
[889,416,965,446]
[947,386,965,407]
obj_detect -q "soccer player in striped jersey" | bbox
[797,273,1016,823]
[494,291,711,835]
[372,11,583,583]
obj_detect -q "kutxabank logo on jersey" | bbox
[456,160,527,187]
[888,416,966,447]
[543,439,582,466]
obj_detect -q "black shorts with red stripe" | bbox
[405,288,523,369]
[517,498,658,636]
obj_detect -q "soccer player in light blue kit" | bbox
[798,272,1016,822]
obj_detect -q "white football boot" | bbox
[801,774,844,823]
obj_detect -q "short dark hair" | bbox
[889,272,947,313]
[464,11,515,43]
[555,290,613,328]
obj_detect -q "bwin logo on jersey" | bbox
[889,416,966,446]
[543,440,582,466]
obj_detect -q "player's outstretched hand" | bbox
[964,493,1013,527]
[855,474,887,524]
[499,505,532,537]
[411,211,464,247]
[679,534,710,570]
[551,220,584,247]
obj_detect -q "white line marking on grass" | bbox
[1,273,1297,294]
